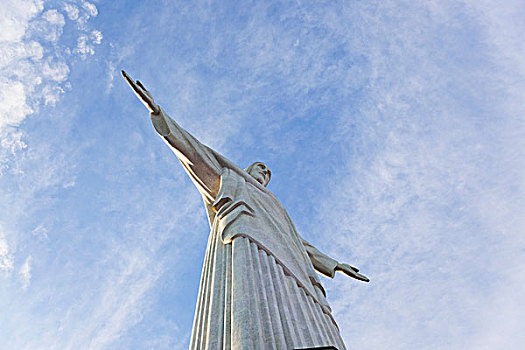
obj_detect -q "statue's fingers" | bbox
[121,70,133,82]
[122,71,138,91]
[342,263,359,272]
[341,267,357,278]
[135,80,156,102]
[340,267,369,282]
[134,85,149,102]
[123,74,145,97]
[133,87,156,112]
[136,80,147,91]
[355,273,370,282]
[122,72,158,113]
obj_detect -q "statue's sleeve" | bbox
[301,238,339,278]
[150,108,222,203]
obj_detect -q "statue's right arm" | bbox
[121,71,220,201]
[151,108,222,203]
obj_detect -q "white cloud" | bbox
[18,255,32,290]
[91,29,103,44]
[0,81,34,129]
[29,9,66,43]
[43,9,65,25]
[75,28,102,58]
[63,3,79,21]
[0,0,102,169]
[82,0,98,17]
[471,263,525,350]
[303,2,525,349]
[80,252,161,349]
[0,41,43,67]
[76,34,95,56]
[0,0,43,42]
[467,0,525,75]
[32,224,49,240]
[41,84,66,106]
[75,0,98,29]
[42,58,70,82]
[0,227,14,273]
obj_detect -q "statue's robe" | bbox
[151,109,347,350]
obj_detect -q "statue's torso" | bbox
[208,168,327,306]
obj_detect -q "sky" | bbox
[0,0,524,349]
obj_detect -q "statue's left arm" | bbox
[302,238,369,282]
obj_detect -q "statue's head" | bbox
[245,162,271,187]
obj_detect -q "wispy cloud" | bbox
[0,227,14,274]
[305,2,525,349]
[0,0,101,170]
[18,255,32,290]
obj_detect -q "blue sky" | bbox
[1,0,524,349]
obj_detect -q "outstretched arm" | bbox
[302,238,369,282]
[122,71,222,202]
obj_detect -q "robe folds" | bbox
[151,109,347,350]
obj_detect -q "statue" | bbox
[122,71,369,350]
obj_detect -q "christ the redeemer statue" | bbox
[123,71,369,350]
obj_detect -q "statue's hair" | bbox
[244,162,271,183]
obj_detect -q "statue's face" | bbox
[248,162,271,187]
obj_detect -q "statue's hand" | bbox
[121,70,160,114]
[336,263,370,282]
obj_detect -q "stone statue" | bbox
[122,71,369,350]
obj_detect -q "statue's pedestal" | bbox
[294,347,338,350]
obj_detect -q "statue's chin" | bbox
[250,174,266,186]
